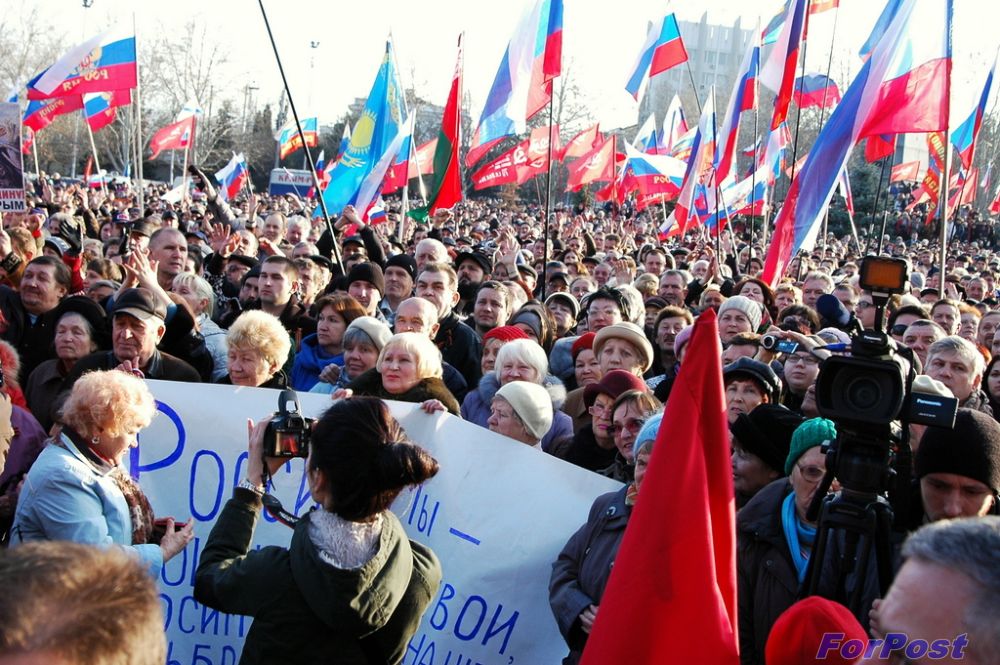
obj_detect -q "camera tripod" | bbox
[801,431,902,620]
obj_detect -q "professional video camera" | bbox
[804,256,957,616]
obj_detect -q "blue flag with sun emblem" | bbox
[318,40,406,217]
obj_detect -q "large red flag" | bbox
[410,37,464,220]
[890,160,921,182]
[149,115,195,160]
[559,123,602,160]
[471,141,525,190]
[990,187,1000,214]
[565,137,615,191]
[580,308,739,665]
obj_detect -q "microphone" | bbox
[815,293,861,334]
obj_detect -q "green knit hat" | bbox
[786,418,837,475]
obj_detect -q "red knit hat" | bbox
[765,597,867,665]
[571,332,597,361]
[483,325,531,345]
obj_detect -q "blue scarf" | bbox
[781,492,816,584]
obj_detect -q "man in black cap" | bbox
[454,251,492,316]
[909,408,1000,529]
[62,288,201,387]
[346,263,387,322]
[380,254,416,326]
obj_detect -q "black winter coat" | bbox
[195,489,441,665]
[348,368,461,415]
[736,479,797,665]
[549,486,630,665]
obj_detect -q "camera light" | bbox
[859,257,908,295]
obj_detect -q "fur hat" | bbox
[593,322,654,372]
[496,381,553,440]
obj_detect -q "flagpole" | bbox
[541,92,555,302]
[816,6,840,252]
[84,119,110,202]
[180,141,190,205]
[132,12,145,213]
[257,0,342,270]
[866,156,890,254]
[748,36,761,275]
[683,60,703,115]
[31,134,41,183]
[785,10,811,222]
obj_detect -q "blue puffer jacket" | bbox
[461,372,574,451]
[290,333,344,391]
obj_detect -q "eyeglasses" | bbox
[588,403,612,417]
[786,354,819,366]
[610,418,644,437]
[890,324,909,337]
[797,463,826,483]
[855,301,874,310]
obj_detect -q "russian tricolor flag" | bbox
[22,97,83,133]
[951,57,994,171]
[792,73,841,110]
[761,0,807,130]
[625,12,688,100]
[633,114,659,154]
[466,0,562,167]
[762,0,952,285]
[83,89,131,132]
[661,89,717,237]
[658,94,688,155]
[715,30,759,182]
[215,153,249,202]
[623,142,686,198]
[28,32,137,100]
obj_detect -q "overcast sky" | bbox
[19,0,999,133]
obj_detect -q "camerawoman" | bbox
[194,395,442,665]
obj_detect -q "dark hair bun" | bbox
[310,397,440,521]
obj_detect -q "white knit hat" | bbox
[495,381,553,440]
[718,295,763,331]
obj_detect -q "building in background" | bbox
[644,12,754,128]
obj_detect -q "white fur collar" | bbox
[308,510,383,570]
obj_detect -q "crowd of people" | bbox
[0,166,998,665]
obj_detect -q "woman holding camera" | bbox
[194,397,441,665]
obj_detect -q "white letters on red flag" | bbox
[472,143,523,190]
[565,136,615,191]
[149,116,195,160]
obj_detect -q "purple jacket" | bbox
[461,372,574,452]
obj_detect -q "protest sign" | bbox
[138,381,620,665]
[268,168,312,197]
[0,103,26,212]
